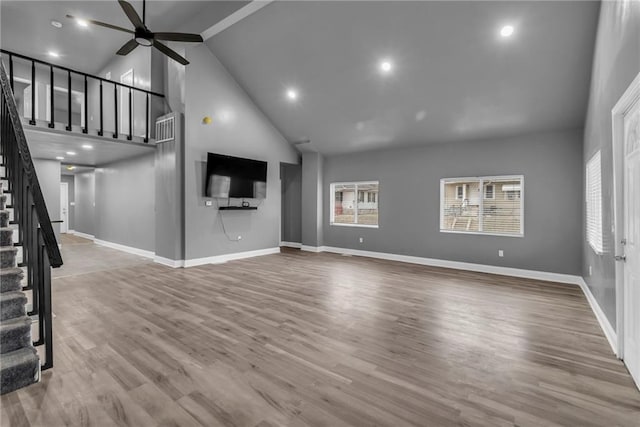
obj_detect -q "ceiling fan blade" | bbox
[118,0,144,29]
[153,32,204,43]
[66,15,134,34]
[153,40,189,65]
[116,39,139,56]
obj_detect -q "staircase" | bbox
[0,59,62,395]
[0,186,39,394]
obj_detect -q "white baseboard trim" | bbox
[320,246,583,285]
[71,231,95,240]
[301,245,324,253]
[280,241,302,249]
[67,229,75,234]
[577,278,618,356]
[184,247,280,268]
[154,256,185,268]
[94,239,155,259]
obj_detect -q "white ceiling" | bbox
[0,1,249,74]
[207,1,600,155]
[25,126,155,166]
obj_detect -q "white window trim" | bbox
[484,184,495,200]
[440,175,524,237]
[330,181,379,228]
[586,151,604,254]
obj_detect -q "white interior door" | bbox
[623,97,640,389]
[60,182,69,234]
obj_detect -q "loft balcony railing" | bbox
[1,49,167,143]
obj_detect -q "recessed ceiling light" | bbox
[81,144,93,150]
[48,51,60,58]
[379,59,394,75]
[76,18,89,28]
[66,151,76,156]
[50,20,63,29]
[500,25,515,38]
[66,166,76,171]
[55,156,64,160]
[286,88,298,101]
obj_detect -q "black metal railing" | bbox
[1,49,166,143]
[0,61,62,370]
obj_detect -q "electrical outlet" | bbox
[589,265,592,276]
[359,237,364,243]
[498,250,504,257]
[205,200,212,207]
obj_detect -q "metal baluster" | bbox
[145,93,149,143]
[29,61,35,125]
[83,76,88,133]
[113,83,118,138]
[127,88,132,140]
[48,66,54,128]
[98,80,103,136]
[66,70,72,131]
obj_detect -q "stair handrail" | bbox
[0,60,63,267]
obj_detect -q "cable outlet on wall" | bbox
[498,250,504,257]
[237,235,242,241]
[205,200,212,207]
[359,237,364,243]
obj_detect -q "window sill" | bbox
[330,223,379,229]
[440,229,523,238]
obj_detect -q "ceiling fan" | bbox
[66,0,203,65]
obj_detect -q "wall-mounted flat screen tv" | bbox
[205,153,267,199]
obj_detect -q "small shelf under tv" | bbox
[219,206,258,211]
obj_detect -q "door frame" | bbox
[60,182,69,234]
[612,70,640,360]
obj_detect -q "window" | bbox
[586,151,603,254]
[330,181,379,227]
[440,176,523,236]
[484,184,495,199]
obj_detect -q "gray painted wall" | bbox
[74,172,95,237]
[95,153,155,252]
[183,44,298,260]
[302,152,324,247]
[582,1,640,327]
[281,162,302,244]
[323,129,584,275]
[32,159,61,240]
[61,175,75,230]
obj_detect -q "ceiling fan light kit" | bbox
[67,0,203,65]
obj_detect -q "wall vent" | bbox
[155,115,175,143]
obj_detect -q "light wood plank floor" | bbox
[2,246,639,426]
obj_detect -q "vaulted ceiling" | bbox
[207,1,600,155]
[0,1,248,74]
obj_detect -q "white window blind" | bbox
[440,176,523,236]
[586,151,603,254]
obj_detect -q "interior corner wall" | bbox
[183,44,298,261]
[61,175,75,230]
[95,153,155,252]
[323,129,584,275]
[32,159,61,240]
[74,171,95,236]
[582,0,640,328]
[281,162,302,244]
[302,152,324,247]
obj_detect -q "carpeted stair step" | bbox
[0,347,39,395]
[0,316,31,354]
[0,246,17,268]
[0,291,26,321]
[0,211,8,228]
[0,268,23,293]
[0,227,14,246]
[0,194,5,211]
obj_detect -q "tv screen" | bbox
[205,153,267,199]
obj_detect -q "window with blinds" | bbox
[330,182,379,227]
[586,151,603,254]
[440,176,524,236]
